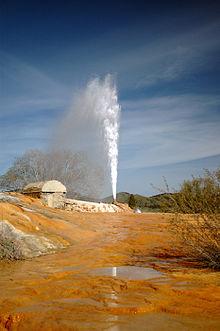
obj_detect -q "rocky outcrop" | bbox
[0,192,132,261]
[0,193,20,204]
[64,198,128,213]
[112,201,132,212]
[0,220,64,259]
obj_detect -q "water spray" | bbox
[58,74,121,201]
[85,75,121,201]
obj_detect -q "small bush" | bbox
[128,194,136,209]
[161,168,220,269]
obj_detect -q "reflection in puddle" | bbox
[91,266,163,280]
[112,266,117,277]
[107,315,120,331]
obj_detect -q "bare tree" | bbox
[0,149,104,199]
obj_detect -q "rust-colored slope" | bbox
[0,194,219,330]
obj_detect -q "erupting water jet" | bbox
[57,74,121,200]
[83,75,121,200]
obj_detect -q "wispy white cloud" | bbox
[0,114,52,172]
[119,94,220,169]
[0,51,71,117]
[0,52,72,171]
[83,21,220,89]
[132,22,220,88]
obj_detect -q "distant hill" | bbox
[103,192,171,212]
[103,192,130,204]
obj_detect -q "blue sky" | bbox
[1,0,220,196]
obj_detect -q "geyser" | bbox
[87,75,121,200]
[58,74,121,200]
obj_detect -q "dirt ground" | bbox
[0,194,219,330]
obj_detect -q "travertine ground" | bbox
[0,193,219,330]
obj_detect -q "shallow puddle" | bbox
[90,266,164,280]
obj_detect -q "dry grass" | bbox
[162,168,220,269]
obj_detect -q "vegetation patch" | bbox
[104,191,169,211]
[161,168,220,269]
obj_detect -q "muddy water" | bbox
[0,211,219,330]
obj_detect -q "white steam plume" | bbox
[56,74,121,200]
[86,75,121,200]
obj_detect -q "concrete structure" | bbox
[23,180,66,208]
[23,180,131,213]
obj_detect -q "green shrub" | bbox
[128,194,136,209]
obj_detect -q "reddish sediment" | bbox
[0,194,219,330]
